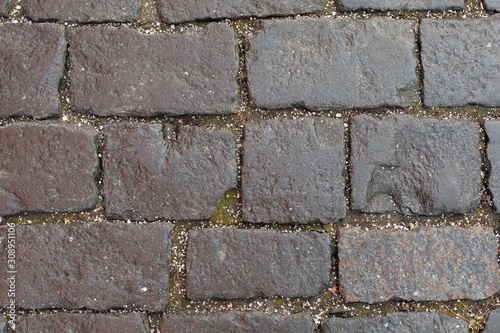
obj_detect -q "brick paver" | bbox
[340,0,464,11]
[0,0,13,16]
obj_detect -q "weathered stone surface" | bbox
[242,118,345,224]
[0,23,66,118]
[186,229,331,300]
[484,307,500,333]
[0,123,98,216]
[0,223,172,311]
[158,0,324,24]
[160,312,314,333]
[0,0,14,16]
[0,316,5,333]
[421,17,500,107]
[485,121,500,212]
[103,123,236,221]
[70,24,238,117]
[485,0,500,11]
[245,18,418,111]
[338,227,499,303]
[321,312,468,333]
[17,313,148,333]
[340,0,464,11]
[23,0,142,23]
[350,115,480,215]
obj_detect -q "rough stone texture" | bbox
[486,121,500,212]
[340,0,464,11]
[0,316,5,333]
[485,0,500,11]
[0,0,14,16]
[421,17,500,107]
[338,227,499,303]
[0,123,98,216]
[484,307,500,333]
[186,229,331,300]
[17,313,148,333]
[245,18,418,111]
[69,24,238,117]
[0,23,66,118]
[321,312,468,333]
[0,223,172,311]
[350,115,480,215]
[160,312,314,333]
[242,118,345,224]
[158,0,324,24]
[103,123,236,221]
[23,0,142,23]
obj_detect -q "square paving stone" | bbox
[350,115,480,215]
[485,121,500,212]
[0,23,66,118]
[339,0,465,11]
[0,0,14,16]
[103,123,237,221]
[242,117,345,224]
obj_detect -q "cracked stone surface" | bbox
[350,115,480,215]
[186,229,331,300]
[321,312,468,333]
[421,17,500,107]
[0,23,66,118]
[103,123,237,221]
[485,0,500,10]
[69,23,238,117]
[160,312,314,332]
[17,313,148,333]
[245,18,418,110]
[0,223,172,311]
[0,0,14,16]
[158,0,324,24]
[23,0,142,23]
[338,227,500,303]
[339,0,465,11]
[242,118,345,224]
[484,308,500,333]
[0,123,98,216]
[485,121,500,212]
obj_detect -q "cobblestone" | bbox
[339,0,465,11]
[0,0,13,16]
[486,121,500,212]
[484,307,500,333]
[485,0,500,11]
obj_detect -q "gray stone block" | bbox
[0,0,14,16]
[486,121,500,212]
[485,0,500,11]
[340,0,465,11]
[484,307,500,333]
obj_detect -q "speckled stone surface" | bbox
[340,0,465,11]
[485,0,500,11]
[0,0,14,16]
[485,121,500,212]
[483,307,500,333]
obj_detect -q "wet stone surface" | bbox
[485,0,500,11]
[23,0,143,23]
[158,0,324,24]
[339,0,465,11]
[16,313,148,333]
[185,229,331,300]
[0,0,14,16]
[0,123,98,216]
[245,18,418,111]
[103,123,237,221]
[421,17,500,107]
[0,23,66,119]
[160,312,314,333]
[338,227,500,303]
[350,115,480,215]
[241,118,345,224]
[485,121,500,212]
[484,307,500,333]
[69,24,238,117]
[0,223,172,311]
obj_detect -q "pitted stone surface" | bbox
[0,316,5,333]
[17,313,148,333]
[245,18,418,111]
[0,23,66,118]
[350,115,480,215]
[23,0,142,23]
[69,24,238,117]
[338,227,499,303]
[0,123,98,216]
[485,0,500,11]
[0,223,172,311]
[103,123,237,221]
[158,0,324,24]
[321,312,468,333]
[242,118,345,224]
[484,308,500,333]
[0,0,14,16]
[186,229,331,300]
[340,0,464,11]
[160,312,314,333]
[421,17,500,107]
[486,121,500,212]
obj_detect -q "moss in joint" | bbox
[209,188,240,226]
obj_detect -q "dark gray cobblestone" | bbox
[339,0,465,11]
[0,0,13,16]
[485,0,500,11]
[486,121,500,211]
[484,307,500,333]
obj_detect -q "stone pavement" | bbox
[1,0,500,332]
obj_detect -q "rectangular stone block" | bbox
[485,121,500,212]
[0,23,66,118]
[158,0,324,24]
[23,0,142,23]
[485,0,500,10]
[350,115,480,216]
[245,18,418,111]
[241,117,345,224]
[338,227,500,303]
[0,123,98,216]
[421,17,500,107]
[0,0,14,16]
[103,123,237,221]
[340,0,465,11]
[161,312,314,333]
[186,229,331,300]
[69,24,238,117]
[0,223,172,311]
